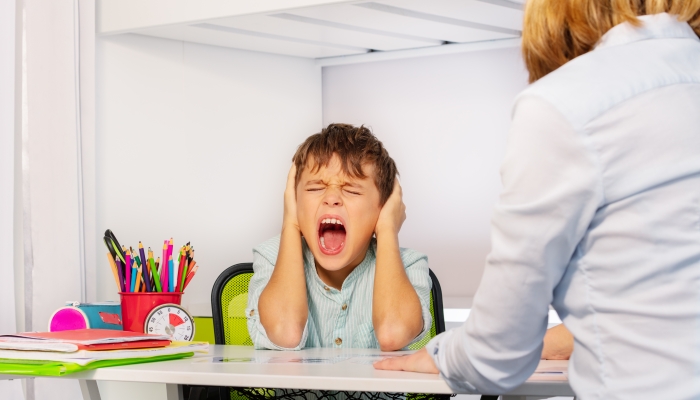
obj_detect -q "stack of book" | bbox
[0,329,208,376]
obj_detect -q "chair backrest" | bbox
[211,263,445,347]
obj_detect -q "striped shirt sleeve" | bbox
[246,236,309,350]
[402,249,433,348]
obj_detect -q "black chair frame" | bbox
[211,263,253,345]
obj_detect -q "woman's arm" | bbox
[376,96,602,394]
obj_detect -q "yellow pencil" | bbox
[106,252,121,291]
[135,266,143,292]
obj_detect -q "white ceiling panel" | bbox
[209,13,441,51]
[137,24,367,58]
[289,3,516,44]
[368,0,524,31]
[105,0,523,60]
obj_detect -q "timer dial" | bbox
[144,303,195,341]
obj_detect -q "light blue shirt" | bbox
[427,13,700,399]
[246,235,432,350]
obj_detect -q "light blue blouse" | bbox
[246,235,432,350]
[427,13,700,399]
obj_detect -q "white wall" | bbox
[96,34,322,312]
[0,0,23,395]
[322,47,529,306]
[97,36,529,311]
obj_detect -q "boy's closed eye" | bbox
[304,180,364,196]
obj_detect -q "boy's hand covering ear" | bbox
[283,164,300,232]
[375,179,406,238]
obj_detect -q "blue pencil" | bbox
[130,257,137,292]
[168,255,175,292]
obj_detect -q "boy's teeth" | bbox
[321,218,343,225]
[320,237,326,249]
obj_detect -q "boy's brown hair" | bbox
[292,123,398,205]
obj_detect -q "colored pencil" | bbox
[155,257,161,290]
[125,250,132,293]
[168,255,175,292]
[148,248,162,292]
[166,239,174,290]
[183,264,199,291]
[177,248,186,292]
[167,238,174,262]
[180,256,191,292]
[115,258,126,292]
[161,241,169,292]
[138,242,151,292]
[135,265,142,292]
[130,255,137,292]
[106,252,121,291]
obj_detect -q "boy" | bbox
[246,123,432,351]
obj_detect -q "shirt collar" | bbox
[595,12,699,51]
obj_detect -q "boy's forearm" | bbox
[372,231,423,351]
[259,224,308,348]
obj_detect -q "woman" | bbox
[375,1,700,399]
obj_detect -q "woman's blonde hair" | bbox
[522,0,700,83]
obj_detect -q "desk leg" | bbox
[79,380,101,400]
[165,384,183,400]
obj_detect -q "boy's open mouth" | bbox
[317,215,346,255]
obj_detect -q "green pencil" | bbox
[148,248,162,292]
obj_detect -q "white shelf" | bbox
[98,0,523,63]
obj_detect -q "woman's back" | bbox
[520,13,700,399]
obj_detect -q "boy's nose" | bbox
[324,199,342,206]
[323,188,343,207]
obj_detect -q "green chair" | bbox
[210,263,449,400]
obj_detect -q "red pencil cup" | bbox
[119,292,183,333]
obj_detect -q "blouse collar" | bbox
[595,12,699,51]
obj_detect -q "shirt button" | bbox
[249,309,255,316]
[335,338,342,345]
[324,286,330,291]
[341,304,347,311]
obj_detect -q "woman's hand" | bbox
[541,324,573,360]
[283,164,300,232]
[375,178,406,238]
[373,348,439,374]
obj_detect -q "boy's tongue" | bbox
[322,230,345,250]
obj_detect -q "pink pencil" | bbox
[161,241,169,292]
[167,238,174,266]
[124,250,132,293]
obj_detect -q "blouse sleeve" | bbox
[425,96,604,394]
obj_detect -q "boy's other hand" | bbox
[375,178,406,238]
[283,164,300,232]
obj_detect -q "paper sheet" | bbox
[209,356,350,364]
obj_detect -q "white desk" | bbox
[2,345,575,400]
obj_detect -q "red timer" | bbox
[144,303,195,341]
